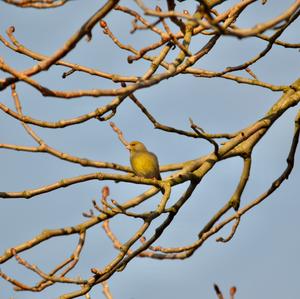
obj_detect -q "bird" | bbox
[126,141,162,180]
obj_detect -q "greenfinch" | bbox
[126,141,162,180]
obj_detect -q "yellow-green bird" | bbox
[126,141,162,180]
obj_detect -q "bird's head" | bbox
[126,141,147,152]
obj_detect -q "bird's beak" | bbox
[125,144,130,151]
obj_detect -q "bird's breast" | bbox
[130,151,160,179]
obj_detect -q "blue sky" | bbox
[0,1,300,298]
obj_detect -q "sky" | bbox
[0,1,300,299]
